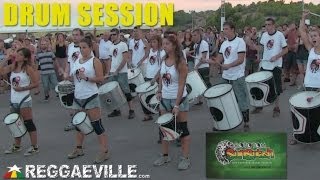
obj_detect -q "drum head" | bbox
[289,91,320,109]
[128,68,141,80]
[98,81,118,94]
[136,81,158,93]
[4,113,19,124]
[245,71,273,83]
[149,94,159,105]
[204,84,232,98]
[156,113,173,125]
[58,80,73,85]
[72,112,87,125]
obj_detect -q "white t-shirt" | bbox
[260,31,287,70]
[110,41,128,73]
[194,40,209,69]
[10,71,32,103]
[99,39,112,59]
[145,48,166,79]
[67,42,94,75]
[304,48,320,88]
[220,36,246,80]
[129,39,146,66]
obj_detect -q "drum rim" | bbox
[289,91,320,109]
[128,68,141,80]
[72,111,88,125]
[135,82,158,93]
[13,130,27,138]
[245,71,273,83]
[212,119,244,131]
[98,81,119,94]
[3,113,20,125]
[203,83,232,99]
[156,113,173,125]
[292,135,320,144]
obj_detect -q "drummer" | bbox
[290,11,320,145]
[209,22,250,131]
[141,35,166,121]
[107,28,135,119]
[67,37,109,164]
[0,47,40,156]
[252,18,288,117]
[153,32,191,170]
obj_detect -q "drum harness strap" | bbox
[11,94,31,114]
[73,93,98,109]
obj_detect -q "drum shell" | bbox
[58,93,75,109]
[156,113,180,141]
[245,73,277,107]
[139,84,159,114]
[99,81,127,113]
[128,68,145,96]
[290,92,320,143]
[3,113,27,138]
[72,112,93,135]
[204,88,242,130]
[186,70,207,103]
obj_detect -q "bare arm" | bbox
[88,58,104,83]
[25,65,40,90]
[299,12,313,51]
[0,59,13,75]
[226,53,245,68]
[115,52,129,74]
[175,60,188,106]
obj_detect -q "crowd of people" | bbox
[0,10,320,170]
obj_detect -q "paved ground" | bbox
[1,74,320,180]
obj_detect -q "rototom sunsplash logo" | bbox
[3,165,24,179]
[215,140,275,165]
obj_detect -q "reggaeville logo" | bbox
[215,140,275,165]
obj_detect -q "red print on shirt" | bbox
[162,72,172,87]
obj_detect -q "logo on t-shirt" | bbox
[134,41,139,50]
[12,76,20,87]
[113,48,118,57]
[76,67,86,82]
[310,59,320,73]
[150,56,156,65]
[267,39,274,50]
[72,51,80,61]
[224,46,232,58]
[162,72,172,87]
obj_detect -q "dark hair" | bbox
[163,31,184,70]
[223,22,236,30]
[15,47,32,71]
[110,28,120,35]
[73,28,84,36]
[151,35,162,48]
[56,33,65,42]
[184,31,192,42]
[266,18,275,25]
[80,37,93,48]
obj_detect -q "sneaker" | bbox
[93,151,110,164]
[4,145,21,154]
[24,146,39,156]
[108,110,121,117]
[273,107,280,118]
[178,156,191,170]
[128,110,135,119]
[68,148,84,159]
[153,155,171,166]
[44,95,49,102]
[64,123,75,131]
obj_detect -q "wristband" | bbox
[174,105,179,109]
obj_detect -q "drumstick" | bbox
[306,92,320,102]
[103,74,115,79]
[2,79,11,86]
[310,12,320,17]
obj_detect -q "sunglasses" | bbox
[110,33,117,36]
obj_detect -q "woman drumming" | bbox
[67,37,109,164]
[0,48,39,156]
[153,33,191,170]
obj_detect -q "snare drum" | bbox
[289,91,320,143]
[128,68,145,96]
[204,84,242,130]
[99,81,127,112]
[245,71,277,107]
[3,113,27,138]
[149,94,160,111]
[156,113,180,141]
[136,81,159,114]
[55,81,75,109]
[72,111,93,135]
[186,70,207,103]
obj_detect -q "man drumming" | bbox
[252,18,288,117]
[210,22,250,131]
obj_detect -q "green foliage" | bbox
[172,1,320,31]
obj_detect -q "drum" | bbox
[3,113,27,138]
[55,81,75,109]
[128,68,145,96]
[136,81,159,114]
[72,111,93,135]
[204,84,242,130]
[186,70,207,103]
[149,94,160,112]
[245,71,277,107]
[289,91,320,143]
[98,81,127,113]
[156,113,180,141]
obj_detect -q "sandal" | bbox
[289,139,298,145]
